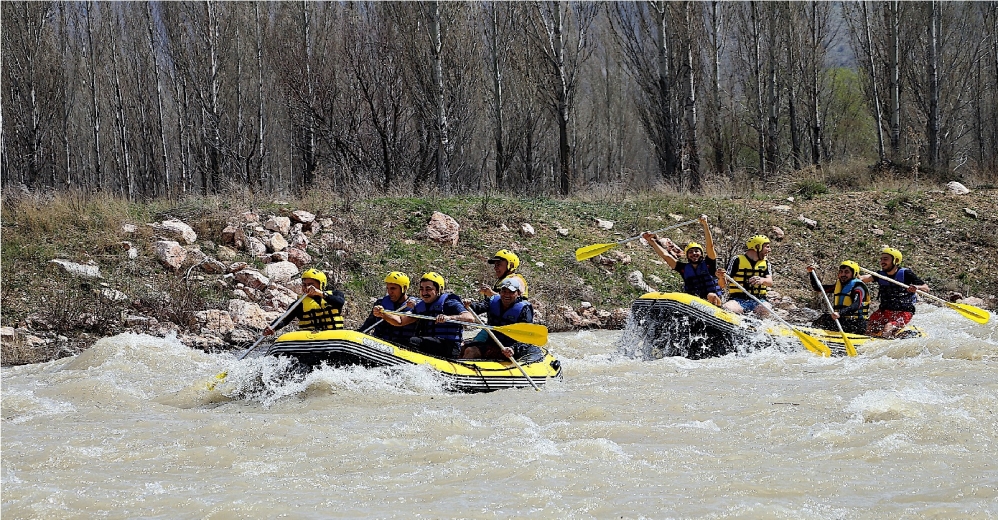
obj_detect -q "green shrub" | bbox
[790,180,829,200]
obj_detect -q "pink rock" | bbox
[153,241,186,271]
[425,212,460,246]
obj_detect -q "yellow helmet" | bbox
[839,260,860,277]
[684,242,704,254]
[488,249,520,271]
[881,246,903,266]
[384,271,410,293]
[301,268,327,290]
[420,272,446,291]
[746,235,771,251]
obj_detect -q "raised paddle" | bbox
[860,267,991,325]
[724,274,831,357]
[575,218,699,261]
[206,293,308,390]
[469,311,540,391]
[809,270,858,357]
[382,310,548,346]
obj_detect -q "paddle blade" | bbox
[793,329,831,357]
[205,371,227,391]
[494,322,549,346]
[841,334,858,357]
[575,242,616,261]
[946,301,991,324]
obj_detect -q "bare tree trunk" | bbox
[682,1,701,189]
[926,1,940,169]
[206,0,222,193]
[889,0,901,158]
[553,3,571,195]
[301,1,316,190]
[109,18,133,199]
[86,2,103,190]
[807,2,823,167]
[255,2,266,190]
[786,5,801,170]
[485,3,510,189]
[709,1,725,175]
[765,4,779,174]
[748,2,766,176]
[146,3,170,198]
[861,1,886,163]
[429,1,450,191]
[655,1,677,184]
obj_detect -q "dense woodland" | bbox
[3,1,997,199]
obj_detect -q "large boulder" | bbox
[263,261,299,284]
[149,219,197,245]
[233,269,270,290]
[228,299,275,329]
[425,211,460,246]
[264,216,292,235]
[48,259,102,278]
[153,241,187,271]
[245,236,267,256]
[287,247,312,269]
[194,309,235,335]
[266,233,288,253]
[290,210,315,224]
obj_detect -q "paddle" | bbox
[206,294,307,390]
[724,274,831,357]
[382,310,548,346]
[860,267,991,325]
[469,311,540,391]
[809,270,858,357]
[361,298,416,334]
[575,218,699,261]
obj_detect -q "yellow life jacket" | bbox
[493,273,529,298]
[832,279,871,320]
[727,255,768,298]
[298,293,344,330]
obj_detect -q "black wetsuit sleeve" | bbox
[323,290,346,309]
[902,270,925,287]
[469,300,489,315]
[357,311,379,332]
[519,303,534,324]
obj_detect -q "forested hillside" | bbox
[3,2,997,199]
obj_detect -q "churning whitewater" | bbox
[3,303,997,519]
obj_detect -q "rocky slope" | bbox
[2,184,995,365]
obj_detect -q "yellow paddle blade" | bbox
[205,371,227,391]
[945,301,991,324]
[575,242,617,261]
[841,333,858,357]
[793,329,831,357]
[494,322,548,346]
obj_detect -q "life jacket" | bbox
[681,261,721,299]
[876,268,917,311]
[374,295,416,344]
[412,293,464,342]
[727,255,768,298]
[482,296,532,347]
[832,278,871,320]
[487,296,531,326]
[492,273,529,298]
[298,293,344,330]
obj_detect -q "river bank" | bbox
[2,184,996,365]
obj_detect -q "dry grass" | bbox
[3,160,997,366]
